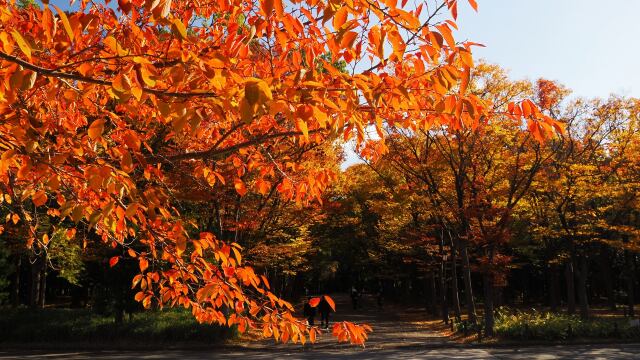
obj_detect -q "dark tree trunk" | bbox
[599,246,616,311]
[429,273,438,315]
[483,272,494,337]
[460,241,476,323]
[565,261,576,315]
[576,254,590,319]
[38,263,46,308]
[11,255,21,308]
[440,258,449,324]
[450,239,461,321]
[549,265,560,312]
[438,233,449,323]
[625,249,636,317]
[115,307,124,324]
[29,257,42,308]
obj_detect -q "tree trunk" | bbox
[440,259,449,324]
[460,241,476,323]
[11,255,21,308]
[597,245,616,310]
[450,239,461,321]
[38,263,46,308]
[625,249,636,317]
[565,261,576,314]
[29,257,42,308]
[549,265,560,312]
[429,273,438,315]
[576,254,589,319]
[483,272,494,337]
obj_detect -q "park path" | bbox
[234,292,452,351]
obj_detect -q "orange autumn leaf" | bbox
[109,256,119,267]
[323,295,336,311]
[308,297,321,307]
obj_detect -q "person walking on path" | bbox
[376,283,384,308]
[303,297,316,326]
[318,296,333,329]
[350,286,360,310]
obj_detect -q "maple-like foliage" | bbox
[0,0,560,345]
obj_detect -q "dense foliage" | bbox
[1,0,636,346]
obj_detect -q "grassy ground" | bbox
[0,307,234,347]
[437,305,640,343]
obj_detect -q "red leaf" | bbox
[323,295,336,311]
[109,256,119,267]
[139,257,149,272]
[308,297,321,307]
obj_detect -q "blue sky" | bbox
[455,0,640,99]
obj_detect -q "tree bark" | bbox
[450,239,462,321]
[429,272,438,315]
[599,246,616,311]
[625,249,636,317]
[11,255,21,308]
[576,254,590,319]
[483,272,494,337]
[439,235,449,324]
[549,265,560,312]
[460,241,476,323]
[38,263,46,308]
[29,257,41,308]
[565,261,576,314]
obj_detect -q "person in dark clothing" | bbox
[350,286,360,310]
[318,296,332,329]
[303,297,316,326]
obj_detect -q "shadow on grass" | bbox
[0,307,234,347]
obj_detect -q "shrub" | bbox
[493,306,640,340]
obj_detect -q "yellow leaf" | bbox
[296,118,309,140]
[239,98,256,124]
[10,30,31,60]
[104,36,128,56]
[131,82,143,100]
[232,246,242,265]
[244,78,273,105]
[71,206,84,222]
[171,18,187,40]
[112,73,132,93]
[53,5,74,42]
[139,65,156,87]
[88,119,105,140]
